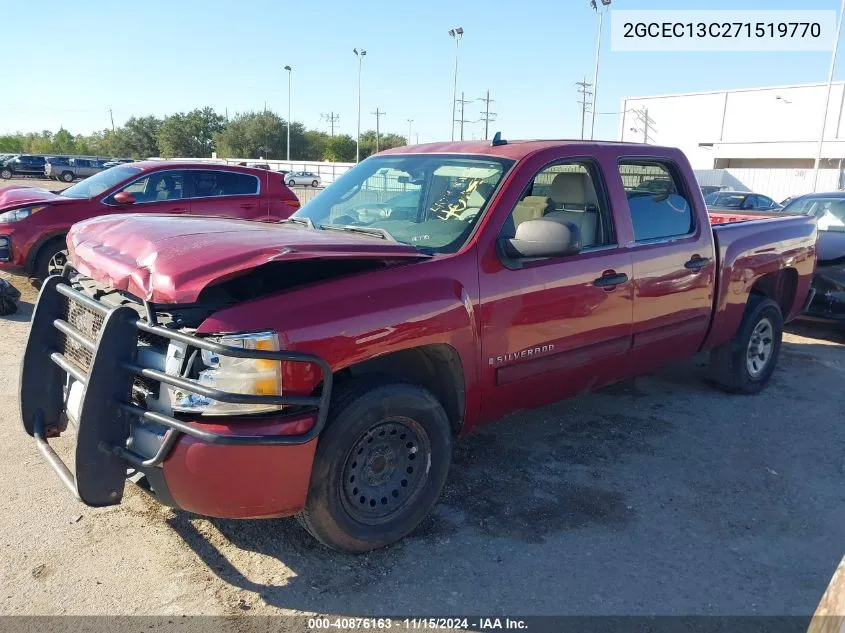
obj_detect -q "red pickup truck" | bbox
[0,161,300,279]
[20,139,817,553]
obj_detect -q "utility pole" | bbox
[284,65,292,161]
[448,27,464,141]
[630,107,656,144]
[406,118,414,145]
[477,90,497,140]
[322,112,340,136]
[575,78,593,140]
[814,0,845,190]
[456,92,472,141]
[372,108,386,153]
[108,108,115,132]
[589,0,612,140]
[353,48,367,162]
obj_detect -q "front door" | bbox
[104,169,188,214]
[478,158,634,423]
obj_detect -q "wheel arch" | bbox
[749,268,798,318]
[25,232,68,273]
[334,344,466,434]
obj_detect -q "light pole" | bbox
[448,27,464,141]
[407,118,414,145]
[353,48,366,162]
[589,0,611,140]
[284,65,292,161]
[813,0,845,191]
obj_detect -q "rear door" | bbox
[478,155,634,421]
[184,169,265,220]
[616,158,716,373]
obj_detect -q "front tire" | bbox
[0,168,11,180]
[707,297,783,394]
[297,377,452,553]
[311,180,319,187]
[34,239,69,280]
[287,180,296,187]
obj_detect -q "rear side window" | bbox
[188,170,259,197]
[619,160,693,242]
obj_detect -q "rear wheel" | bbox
[297,377,452,553]
[60,171,74,183]
[707,297,783,394]
[34,239,68,280]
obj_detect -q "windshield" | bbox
[704,192,746,208]
[292,154,513,253]
[782,196,845,231]
[60,165,142,199]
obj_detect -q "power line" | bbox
[477,90,497,140]
[321,112,340,136]
[371,108,386,152]
[575,78,593,140]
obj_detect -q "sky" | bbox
[2,0,844,144]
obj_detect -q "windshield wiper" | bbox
[319,224,397,242]
[283,216,317,229]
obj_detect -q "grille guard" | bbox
[20,273,333,507]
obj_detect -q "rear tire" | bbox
[34,239,69,280]
[61,171,74,183]
[707,297,783,394]
[297,376,452,553]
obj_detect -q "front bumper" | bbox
[20,273,333,517]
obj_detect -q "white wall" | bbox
[695,167,841,202]
[620,82,845,169]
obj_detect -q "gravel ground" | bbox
[1,268,844,619]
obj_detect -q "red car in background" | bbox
[0,161,300,278]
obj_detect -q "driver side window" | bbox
[502,161,614,248]
[114,171,184,204]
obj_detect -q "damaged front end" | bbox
[19,270,333,512]
[806,257,845,322]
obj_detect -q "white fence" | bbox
[172,157,355,185]
[695,168,843,203]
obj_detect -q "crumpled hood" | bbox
[0,186,68,209]
[67,214,428,303]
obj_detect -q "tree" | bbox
[323,134,357,162]
[157,107,225,158]
[214,111,287,159]
[358,130,407,159]
[51,128,77,154]
[106,116,161,158]
[302,130,329,161]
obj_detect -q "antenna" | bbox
[491,131,507,147]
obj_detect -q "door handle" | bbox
[240,203,256,209]
[169,207,188,213]
[593,272,629,288]
[684,256,711,271]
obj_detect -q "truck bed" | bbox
[704,212,818,350]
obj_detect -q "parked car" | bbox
[44,156,71,180]
[18,139,817,552]
[704,190,782,211]
[102,159,134,169]
[249,163,271,170]
[45,157,108,183]
[286,171,321,187]
[779,192,845,322]
[0,162,300,278]
[0,155,47,179]
[700,185,726,197]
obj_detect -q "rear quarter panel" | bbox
[703,215,817,350]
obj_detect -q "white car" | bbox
[286,171,321,187]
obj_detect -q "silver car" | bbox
[45,157,108,183]
[286,171,321,187]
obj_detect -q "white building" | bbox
[618,81,845,200]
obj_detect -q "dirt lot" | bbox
[1,267,844,619]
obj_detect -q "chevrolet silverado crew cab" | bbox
[20,139,817,552]
[0,161,300,279]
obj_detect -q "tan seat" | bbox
[544,172,600,246]
[512,195,552,228]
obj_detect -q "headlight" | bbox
[170,331,282,416]
[0,206,47,223]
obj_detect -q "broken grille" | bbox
[57,293,104,372]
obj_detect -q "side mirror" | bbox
[500,218,582,259]
[397,175,410,184]
[112,191,136,205]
